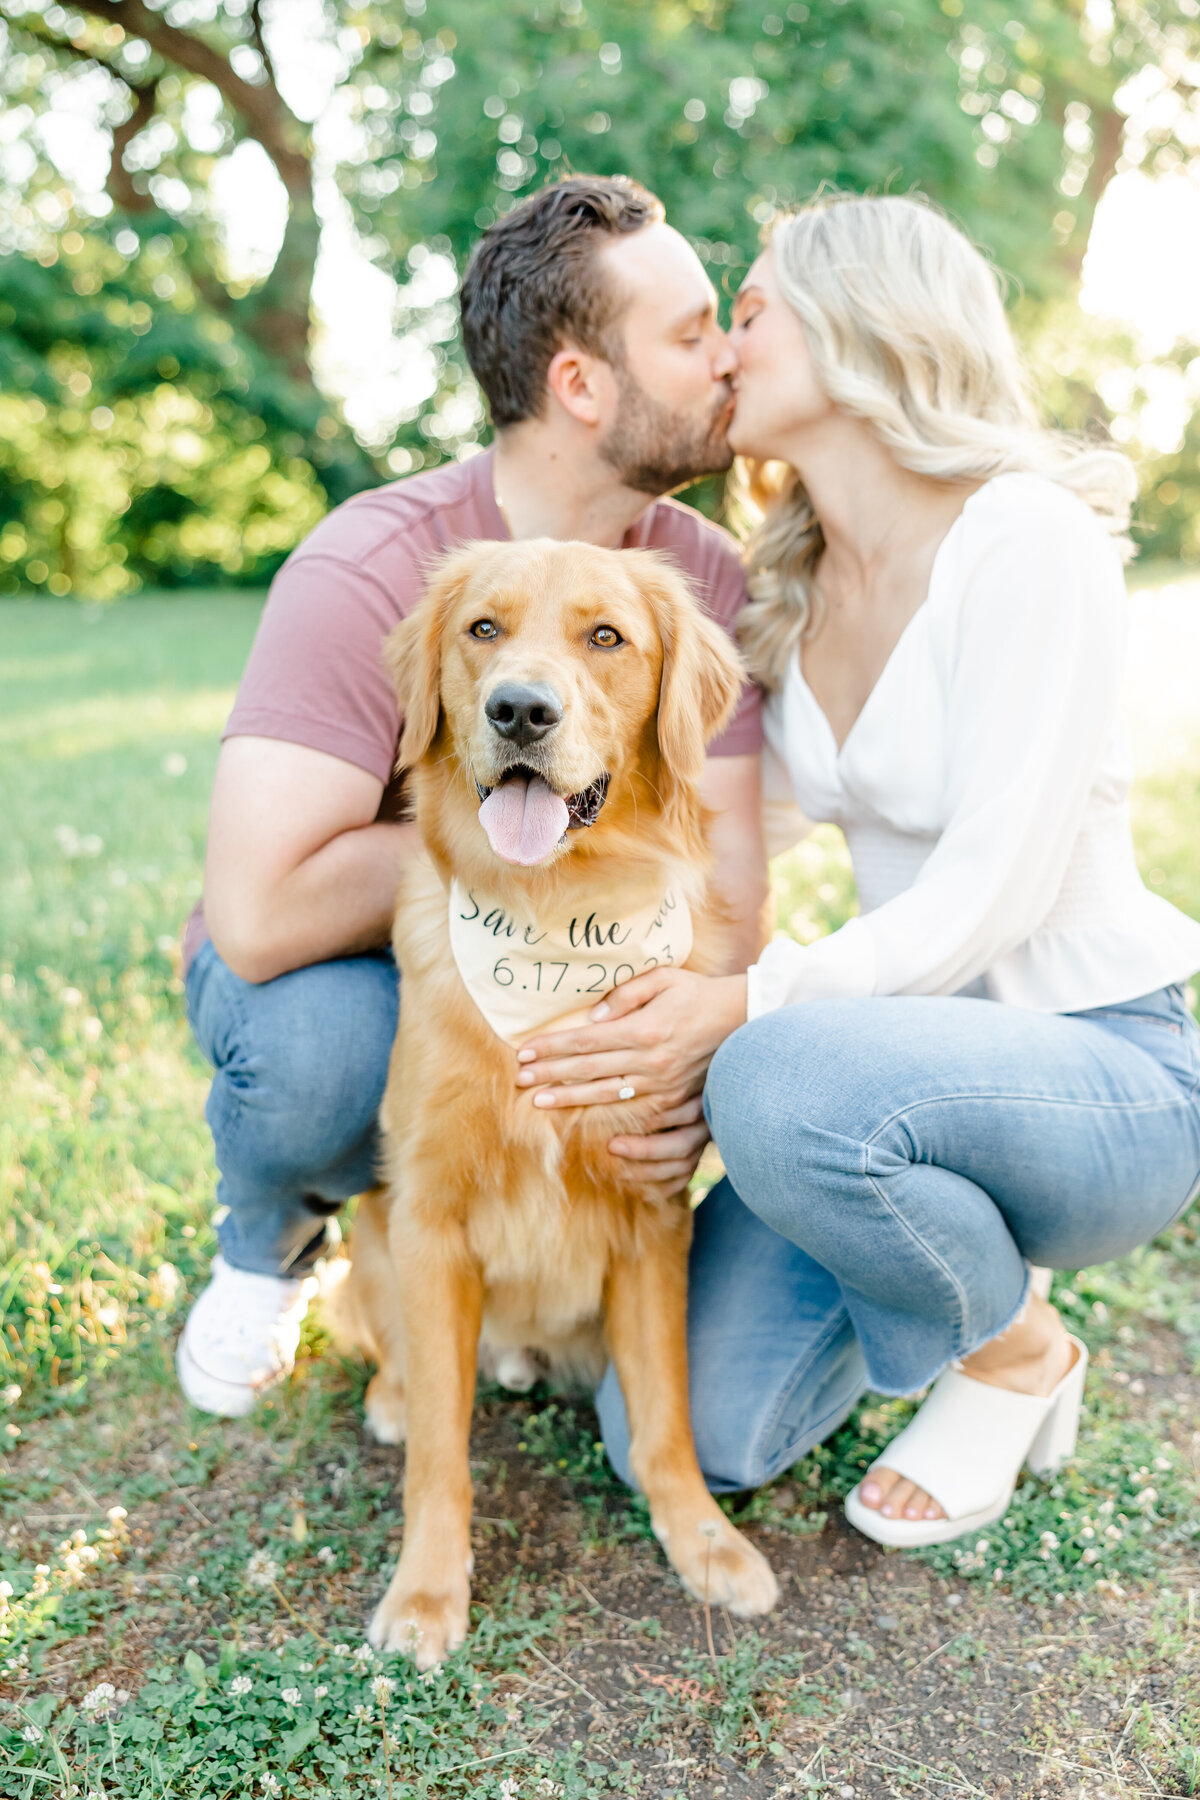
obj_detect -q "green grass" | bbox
[2,588,1200,1799]
[1,595,260,1413]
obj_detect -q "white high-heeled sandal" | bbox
[844,1334,1088,1549]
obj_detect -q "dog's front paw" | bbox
[363,1372,407,1445]
[659,1513,779,1619]
[368,1574,470,1670]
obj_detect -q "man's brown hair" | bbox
[459,174,665,429]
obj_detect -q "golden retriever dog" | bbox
[334,538,779,1667]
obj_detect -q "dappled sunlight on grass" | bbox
[1132,747,1200,930]
[3,690,238,760]
[1,595,258,1411]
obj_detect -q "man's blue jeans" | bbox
[186,939,400,1275]
[188,941,1200,1492]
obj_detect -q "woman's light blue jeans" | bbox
[599,983,1200,1492]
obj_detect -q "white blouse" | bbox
[748,472,1200,1020]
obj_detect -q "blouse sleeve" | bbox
[746,484,1128,1017]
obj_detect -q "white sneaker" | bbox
[176,1255,318,1418]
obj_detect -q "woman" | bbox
[513,192,1200,1547]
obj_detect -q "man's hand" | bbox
[205,737,419,983]
[605,1091,711,1198]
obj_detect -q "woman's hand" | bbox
[516,966,747,1109]
[514,967,748,1193]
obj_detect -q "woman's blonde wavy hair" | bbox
[737,191,1137,690]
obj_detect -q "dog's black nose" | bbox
[484,682,563,745]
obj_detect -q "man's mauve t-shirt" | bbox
[184,446,762,970]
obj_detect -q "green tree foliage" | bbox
[0,0,1198,596]
[0,226,331,594]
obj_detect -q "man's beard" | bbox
[599,367,735,497]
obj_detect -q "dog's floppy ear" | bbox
[635,553,747,807]
[383,544,480,771]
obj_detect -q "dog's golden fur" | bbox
[332,539,778,1666]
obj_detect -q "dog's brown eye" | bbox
[590,625,623,650]
[469,619,499,640]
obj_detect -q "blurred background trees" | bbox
[1,0,1198,596]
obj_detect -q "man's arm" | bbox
[204,736,420,984]
[700,753,771,973]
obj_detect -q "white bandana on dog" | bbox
[448,878,693,1048]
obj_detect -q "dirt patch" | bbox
[5,1338,1198,1797]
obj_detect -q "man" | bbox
[176,174,770,1417]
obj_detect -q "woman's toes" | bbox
[880,1476,917,1518]
[859,1467,948,1523]
[860,1467,901,1510]
[909,1486,946,1520]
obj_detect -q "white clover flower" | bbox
[230,1676,253,1696]
[281,1687,301,1706]
[499,1781,520,1800]
[314,1685,327,1700]
[1039,1531,1059,1550]
[260,1777,281,1796]
[316,1546,335,1565]
[371,1676,394,1704]
[537,1783,564,1797]
[82,1682,117,1715]
[4,1422,20,1439]
[1081,1546,1100,1563]
[353,1703,373,1721]
[297,1662,312,1673]
[352,1643,374,1666]
[331,1643,351,1657]
[1134,1487,1158,1509]
[1153,1456,1171,1472]
[245,1550,280,1589]
[2,1384,19,1405]
[22,1724,43,1744]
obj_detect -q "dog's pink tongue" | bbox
[478,774,569,865]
